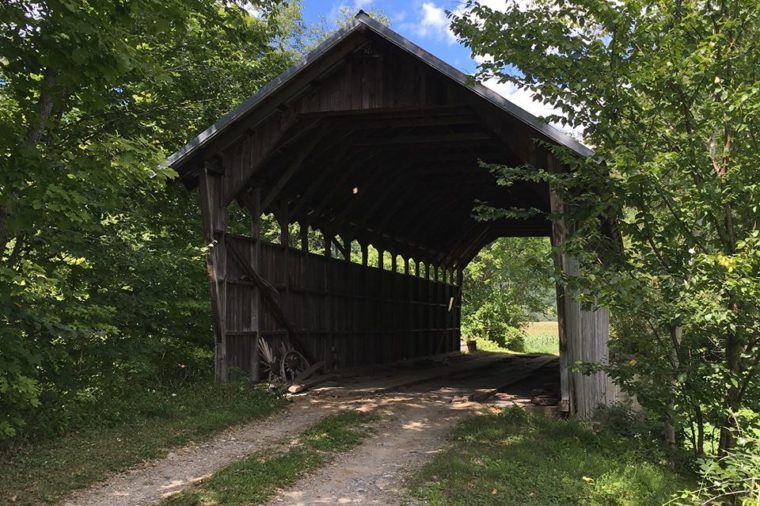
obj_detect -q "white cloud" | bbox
[354,0,373,9]
[482,78,583,139]
[410,2,457,44]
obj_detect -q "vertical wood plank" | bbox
[550,184,572,413]
[199,168,228,383]
[249,188,262,382]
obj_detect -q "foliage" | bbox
[0,381,286,504]
[0,0,298,439]
[165,410,377,506]
[408,406,692,505]
[461,237,555,349]
[451,0,760,464]
[676,429,760,504]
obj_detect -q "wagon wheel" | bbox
[280,350,309,383]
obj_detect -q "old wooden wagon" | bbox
[168,12,616,418]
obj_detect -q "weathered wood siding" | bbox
[224,235,460,373]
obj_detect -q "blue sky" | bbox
[297,0,577,136]
[301,0,478,74]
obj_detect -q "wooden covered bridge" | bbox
[168,12,616,418]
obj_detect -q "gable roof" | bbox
[167,11,592,170]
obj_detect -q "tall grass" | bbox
[475,321,560,355]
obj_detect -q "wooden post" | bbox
[324,231,332,258]
[433,265,440,353]
[455,267,463,349]
[361,243,369,267]
[249,188,262,382]
[550,181,616,418]
[550,184,572,413]
[199,167,229,383]
[278,204,289,248]
[277,203,290,338]
[300,222,309,252]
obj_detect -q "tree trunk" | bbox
[664,326,682,457]
[1,67,58,258]
[718,329,742,456]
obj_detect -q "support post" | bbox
[249,188,262,382]
[300,222,309,252]
[549,185,572,413]
[324,231,332,258]
[550,179,616,418]
[344,237,351,262]
[199,167,229,383]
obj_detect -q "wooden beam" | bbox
[354,131,491,147]
[323,231,332,258]
[332,236,348,259]
[300,221,309,252]
[550,184,571,413]
[326,165,387,228]
[223,113,303,206]
[199,167,228,383]
[291,148,380,222]
[350,169,409,232]
[260,133,324,212]
[226,238,311,362]
[248,188,262,383]
[296,105,472,120]
[178,31,374,181]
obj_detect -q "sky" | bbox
[298,0,575,136]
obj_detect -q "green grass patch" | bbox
[409,407,693,505]
[523,321,560,355]
[475,321,559,355]
[165,410,377,506]
[0,382,286,505]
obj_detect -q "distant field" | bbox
[523,321,560,355]
[474,321,559,355]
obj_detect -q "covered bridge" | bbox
[168,12,616,418]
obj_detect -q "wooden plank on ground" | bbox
[338,353,517,395]
[288,373,337,394]
[468,355,558,403]
[292,361,325,384]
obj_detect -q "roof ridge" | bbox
[168,10,592,170]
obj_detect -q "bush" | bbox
[675,433,760,504]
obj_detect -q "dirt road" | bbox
[63,354,557,506]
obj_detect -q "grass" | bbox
[475,321,560,355]
[408,407,693,505]
[523,321,560,355]
[0,382,286,505]
[164,410,378,506]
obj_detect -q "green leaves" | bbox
[453,0,760,468]
[462,237,555,348]
[0,0,297,440]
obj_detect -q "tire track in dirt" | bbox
[268,392,477,505]
[63,354,553,506]
[62,399,337,506]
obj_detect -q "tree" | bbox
[0,0,296,438]
[451,0,759,457]
[461,237,555,350]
